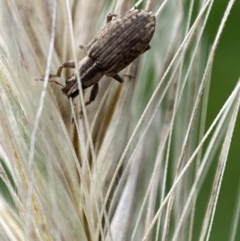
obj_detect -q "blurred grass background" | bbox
[199,0,240,240]
[0,0,240,240]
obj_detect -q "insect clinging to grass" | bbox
[40,8,156,114]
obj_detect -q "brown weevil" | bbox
[46,8,156,109]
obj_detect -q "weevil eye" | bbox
[65,78,71,84]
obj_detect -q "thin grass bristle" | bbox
[0,0,239,241]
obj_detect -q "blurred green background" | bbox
[197,0,240,240]
[0,1,239,240]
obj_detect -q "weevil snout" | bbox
[61,56,104,99]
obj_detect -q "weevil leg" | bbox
[123,74,135,80]
[37,60,76,86]
[79,83,99,118]
[49,60,76,78]
[141,44,151,54]
[85,83,99,106]
[112,74,124,83]
[107,13,118,23]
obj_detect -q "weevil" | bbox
[46,9,156,109]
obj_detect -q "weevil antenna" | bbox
[35,78,64,87]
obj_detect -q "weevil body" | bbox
[51,9,156,107]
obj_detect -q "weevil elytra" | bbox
[46,9,156,109]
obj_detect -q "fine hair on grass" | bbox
[0,0,239,241]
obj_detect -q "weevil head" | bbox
[61,57,103,99]
[61,74,79,99]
